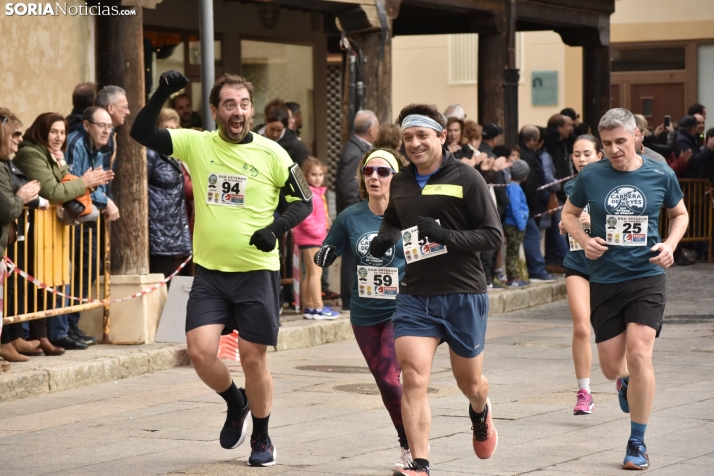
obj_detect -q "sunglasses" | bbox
[362,165,395,178]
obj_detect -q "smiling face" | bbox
[47,120,67,152]
[211,86,252,143]
[83,109,112,149]
[572,138,602,173]
[600,126,640,171]
[402,126,445,173]
[446,122,462,145]
[9,124,22,155]
[362,157,393,201]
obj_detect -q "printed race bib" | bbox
[206,172,248,207]
[357,266,399,300]
[605,215,648,246]
[401,222,448,263]
[568,225,591,251]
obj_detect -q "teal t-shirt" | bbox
[568,157,683,284]
[323,201,406,326]
[562,179,590,275]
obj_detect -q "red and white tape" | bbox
[487,174,576,189]
[533,204,564,218]
[2,254,192,304]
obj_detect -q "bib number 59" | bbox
[374,274,392,286]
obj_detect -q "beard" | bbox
[216,114,249,143]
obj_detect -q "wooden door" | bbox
[611,84,621,109]
[629,83,686,125]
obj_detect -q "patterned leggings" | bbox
[352,320,408,449]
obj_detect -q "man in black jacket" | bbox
[370,103,502,476]
[675,115,705,178]
[335,110,378,309]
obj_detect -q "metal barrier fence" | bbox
[2,206,111,342]
[660,178,713,261]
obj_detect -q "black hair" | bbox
[688,103,705,116]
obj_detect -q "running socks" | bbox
[630,421,647,443]
[469,402,487,420]
[577,378,591,393]
[218,381,246,409]
[413,458,430,471]
[252,413,270,438]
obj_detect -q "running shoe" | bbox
[322,289,340,300]
[395,447,413,469]
[310,306,340,320]
[616,377,630,413]
[247,435,276,466]
[472,398,498,459]
[303,308,317,319]
[507,278,530,288]
[492,278,507,289]
[219,389,250,449]
[622,438,649,470]
[393,464,430,476]
[530,273,557,283]
[573,389,594,415]
[495,270,507,282]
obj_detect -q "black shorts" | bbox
[186,265,281,346]
[564,266,589,281]
[590,274,666,343]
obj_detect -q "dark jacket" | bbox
[66,107,84,135]
[699,146,714,186]
[147,149,192,256]
[181,111,203,130]
[13,140,86,204]
[543,127,572,202]
[335,134,371,213]
[278,128,309,167]
[452,145,473,161]
[377,150,503,295]
[519,143,550,218]
[475,142,509,219]
[0,160,24,251]
[674,130,704,178]
[644,130,676,158]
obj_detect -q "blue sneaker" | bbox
[303,308,317,319]
[311,306,340,320]
[529,273,557,283]
[248,435,276,466]
[622,438,649,470]
[617,377,630,413]
[507,278,530,288]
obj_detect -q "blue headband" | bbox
[400,114,444,133]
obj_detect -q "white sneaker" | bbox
[395,447,413,469]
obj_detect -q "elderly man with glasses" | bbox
[95,85,131,170]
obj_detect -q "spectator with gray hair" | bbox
[444,104,465,120]
[95,85,130,171]
[633,115,668,165]
[334,109,379,310]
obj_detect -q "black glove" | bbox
[249,227,277,252]
[369,234,394,258]
[314,245,337,267]
[157,70,189,96]
[417,216,449,244]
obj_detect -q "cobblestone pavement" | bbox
[0,265,712,475]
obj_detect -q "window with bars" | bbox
[448,34,478,85]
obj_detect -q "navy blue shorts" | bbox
[186,265,281,346]
[392,293,489,358]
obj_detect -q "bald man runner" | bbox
[370,103,503,476]
[131,71,312,467]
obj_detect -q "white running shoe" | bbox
[395,447,413,469]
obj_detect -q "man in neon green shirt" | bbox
[131,71,312,467]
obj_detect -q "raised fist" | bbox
[158,70,189,94]
[314,245,337,268]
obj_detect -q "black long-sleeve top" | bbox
[375,151,503,295]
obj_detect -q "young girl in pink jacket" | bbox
[292,158,340,319]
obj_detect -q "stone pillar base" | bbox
[79,274,168,344]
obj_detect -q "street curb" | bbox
[0,282,565,401]
[0,345,190,402]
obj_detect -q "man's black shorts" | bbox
[186,265,281,346]
[590,274,666,343]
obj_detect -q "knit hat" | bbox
[481,123,503,140]
[510,159,530,181]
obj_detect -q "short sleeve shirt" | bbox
[323,201,405,326]
[568,157,683,284]
[168,129,297,272]
[562,179,590,275]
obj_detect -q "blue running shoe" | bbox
[248,435,277,466]
[617,377,630,413]
[312,306,340,320]
[622,438,649,470]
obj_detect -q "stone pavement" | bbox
[0,264,712,475]
[0,280,565,402]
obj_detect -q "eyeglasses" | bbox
[89,121,113,131]
[1,116,6,126]
[362,165,395,178]
[12,131,22,138]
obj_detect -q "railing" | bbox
[2,206,111,342]
[660,178,713,262]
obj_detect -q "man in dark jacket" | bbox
[518,126,555,282]
[700,127,714,186]
[675,115,705,178]
[545,114,574,202]
[335,110,378,309]
[66,82,96,134]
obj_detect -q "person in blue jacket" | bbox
[314,147,411,472]
[502,158,530,287]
